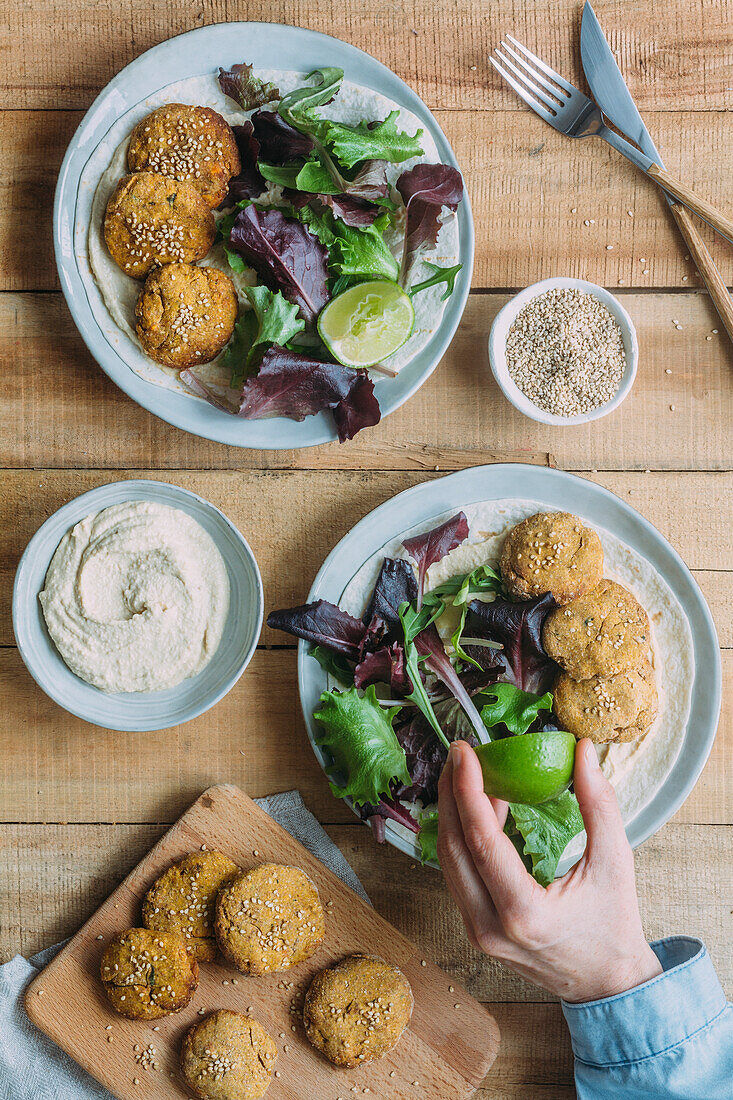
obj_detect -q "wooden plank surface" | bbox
[1,646,730,826]
[3,0,732,112]
[5,110,733,293]
[1,470,731,647]
[2,2,732,1096]
[4,822,730,1003]
[2,294,732,471]
[25,786,499,1100]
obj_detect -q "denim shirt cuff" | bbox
[561,937,728,1066]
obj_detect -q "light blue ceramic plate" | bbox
[298,464,721,871]
[13,480,263,732]
[54,22,474,449]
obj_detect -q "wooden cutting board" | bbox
[26,785,499,1099]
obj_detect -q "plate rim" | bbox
[296,463,722,868]
[53,21,475,450]
[12,478,264,732]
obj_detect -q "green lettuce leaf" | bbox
[329,214,399,282]
[294,156,343,194]
[447,563,505,666]
[479,683,553,737]
[245,284,305,350]
[417,810,440,864]
[222,286,306,388]
[410,261,463,301]
[220,313,258,387]
[295,204,338,248]
[278,68,344,127]
[309,644,355,687]
[217,202,251,273]
[506,791,584,887]
[314,110,424,169]
[313,685,410,807]
[257,161,304,189]
[397,603,451,751]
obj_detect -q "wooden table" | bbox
[1,3,731,1096]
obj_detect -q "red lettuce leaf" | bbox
[321,193,382,226]
[179,371,242,413]
[357,797,420,841]
[218,63,280,110]
[251,110,315,162]
[226,122,265,202]
[414,624,490,745]
[238,346,380,442]
[357,614,388,658]
[394,698,479,805]
[402,511,468,607]
[229,206,329,323]
[364,558,418,636]
[396,163,464,287]
[467,593,558,693]
[345,159,390,201]
[182,347,381,443]
[354,643,410,694]
[266,599,366,657]
[331,370,381,442]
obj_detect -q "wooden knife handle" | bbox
[647,164,733,246]
[668,202,733,345]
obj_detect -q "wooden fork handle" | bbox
[647,164,733,246]
[668,202,733,345]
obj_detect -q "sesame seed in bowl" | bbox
[488,278,638,425]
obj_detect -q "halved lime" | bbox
[475,731,576,805]
[318,280,415,368]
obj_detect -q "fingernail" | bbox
[586,741,600,770]
[450,741,464,768]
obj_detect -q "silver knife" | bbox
[580,2,668,190]
[581,0,733,343]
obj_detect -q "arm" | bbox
[437,738,733,1099]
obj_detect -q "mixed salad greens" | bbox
[268,513,586,886]
[181,63,464,442]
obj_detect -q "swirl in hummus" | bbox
[39,501,229,693]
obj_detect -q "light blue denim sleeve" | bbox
[561,937,733,1100]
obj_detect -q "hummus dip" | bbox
[39,501,229,693]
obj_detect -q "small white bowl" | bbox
[12,480,263,732]
[488,277,638,425]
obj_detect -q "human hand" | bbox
[437,737,662,1003]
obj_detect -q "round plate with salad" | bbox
[268,465,721,881]
[55,22,473,448]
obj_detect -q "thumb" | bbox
[573,739,629,867]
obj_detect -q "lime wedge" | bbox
[318,280,415,368]
[475,731,576,805]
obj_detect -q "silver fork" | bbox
[490,35,733,246]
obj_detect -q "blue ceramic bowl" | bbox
[12,480,263,731]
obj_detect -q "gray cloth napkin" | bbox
[0,791,369,1100]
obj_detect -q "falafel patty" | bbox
[127,104,241,208]
[553,659,658,744]
[500,511,603,605]
[142,850,240,961]
[100,927,198,1019]
[303,954,413,1067]
[543,579,651,679]
[181,1010,277,1100]
[103,172,215,279]
[215,864,325,975]
[135,263,238,369]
